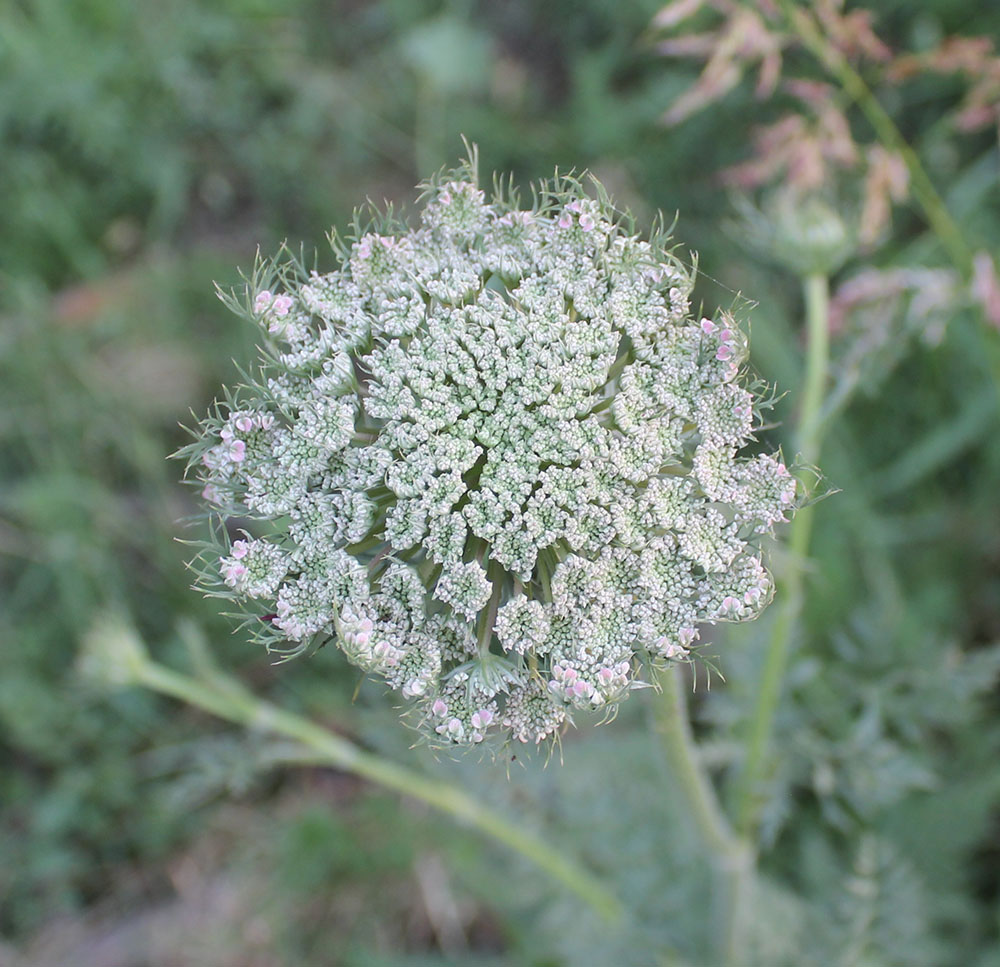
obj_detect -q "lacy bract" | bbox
[187,159,797,748]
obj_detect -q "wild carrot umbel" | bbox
[177,151,802,751]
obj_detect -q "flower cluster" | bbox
[183,155,798,749]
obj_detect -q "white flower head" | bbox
[184,151,800,750]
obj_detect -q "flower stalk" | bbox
[652,664,753,965]
[734,271,830,836]
[127,647,624,922]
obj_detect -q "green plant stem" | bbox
[774,0,973,278]
[652,665,753,965]
[734,272,829,837]
[133,656,623,923]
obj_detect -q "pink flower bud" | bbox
[471,708,493,730]
[679,626,698,646]
[224,562,247,583]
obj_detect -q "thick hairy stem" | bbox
[652,664,754,965]
[734,272,829,836]
[133,656,624,922]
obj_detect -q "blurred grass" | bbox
[2,0,1000,964]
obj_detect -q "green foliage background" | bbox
[2,1,999,964]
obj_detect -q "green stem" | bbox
[775,0,973,277]
[652,665,753,965]
[133,657,623,922]
[734,272,830,836]
[798,273,830,467]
